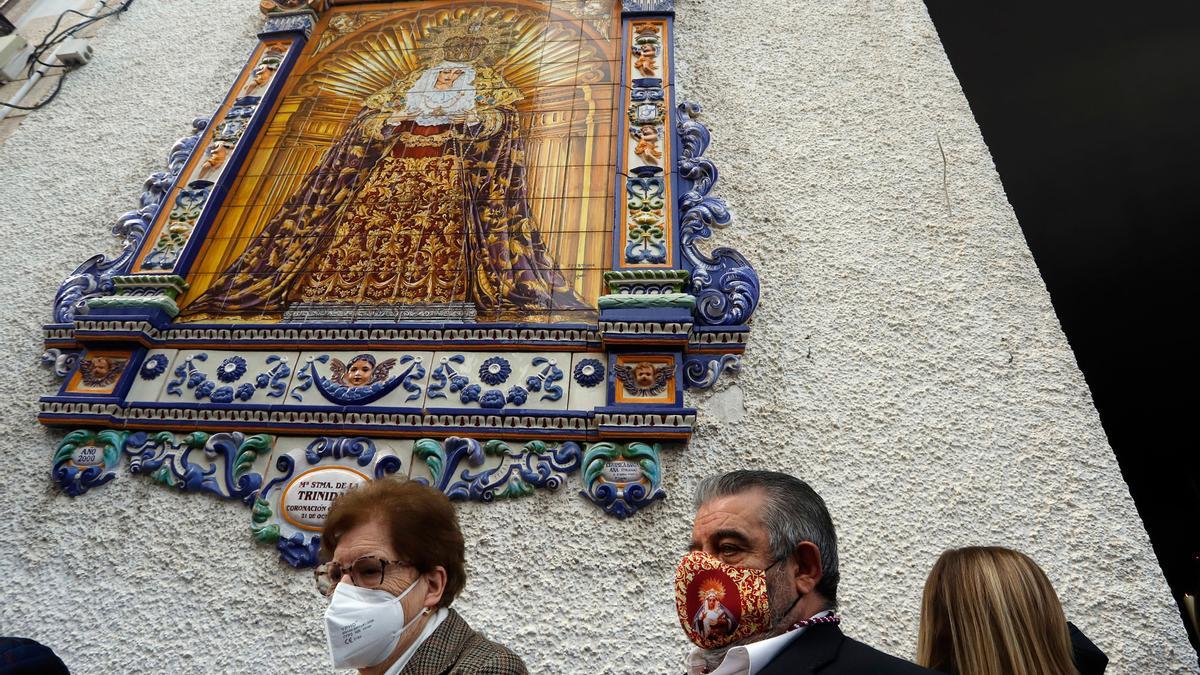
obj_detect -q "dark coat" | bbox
[401,609,528,675]
[1069,622,1108,675]
[758,623,939,675]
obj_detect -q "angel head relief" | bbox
[180,13,599,323]
[337,354,392,388]
[297,353,426,406]
[615,361,672,397]
[78,356,126,389]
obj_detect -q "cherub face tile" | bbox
[613,354,676,405]
[66,351,130,395]
[286,351,434,408]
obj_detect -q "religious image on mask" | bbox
[178,3,619,324]
[675,551,773,650]
[692,578,739,642]
[681,568,746,649]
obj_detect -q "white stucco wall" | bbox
[0,1,1194,673]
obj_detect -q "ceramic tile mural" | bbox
[40,0,760,529]
[178,2,622,324]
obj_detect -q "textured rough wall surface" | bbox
[0,1,1194,673]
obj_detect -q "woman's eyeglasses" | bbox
[313,556,409,596]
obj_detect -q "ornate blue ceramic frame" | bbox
[39,0,757,532]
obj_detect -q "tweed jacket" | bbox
[399,608,528,675]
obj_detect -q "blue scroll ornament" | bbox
[53,429,127,497]
[414,437,583,502]
[52,119,207,323]
[683,354,741,389]
[42,348,81,379]
[122,430,269,505]
[580,441,667,519]
[677,102,761,326]
[277,533,322,568]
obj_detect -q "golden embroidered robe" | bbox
[181,67,586,320]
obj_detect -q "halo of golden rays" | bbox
[698,578,728,602]
[296,4,612,105]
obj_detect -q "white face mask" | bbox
[324,577,426,669]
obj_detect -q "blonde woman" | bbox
[916,546,1105,675]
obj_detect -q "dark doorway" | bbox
[924,1,1199,655]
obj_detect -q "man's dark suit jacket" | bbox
[758,623,939,675]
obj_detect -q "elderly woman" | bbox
[317,479,527,674]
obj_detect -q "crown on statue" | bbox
[698,579,727,601]
[423,17,513,66]
[443,35,490,63]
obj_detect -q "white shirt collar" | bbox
[684,611,834,675]
[383,607,449,675]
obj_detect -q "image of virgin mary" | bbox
[181,33,588,321]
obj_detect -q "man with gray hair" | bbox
[675,470,934,674]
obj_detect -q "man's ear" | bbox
[791,542,823,596]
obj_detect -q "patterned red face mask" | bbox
[674,551,773,650]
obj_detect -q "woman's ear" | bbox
[422,566,448,609]
[791,542,824,596]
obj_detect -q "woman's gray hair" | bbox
[694,470,840,605]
